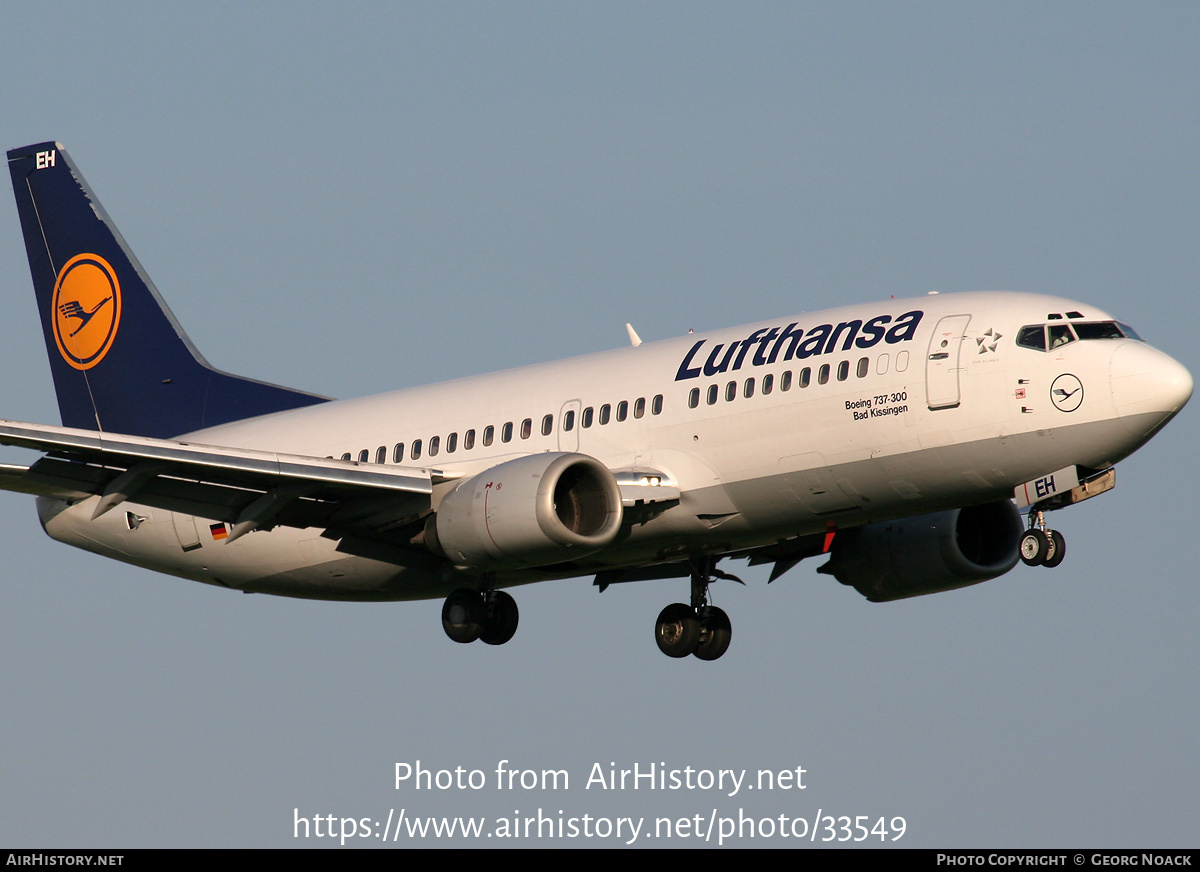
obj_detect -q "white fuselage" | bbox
[37,291,1192,601]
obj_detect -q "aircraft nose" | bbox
[1110,342,1193,430]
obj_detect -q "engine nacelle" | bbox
[429,453,623,570]
[817,500,1023,602]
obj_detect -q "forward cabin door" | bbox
[926,314,972,410]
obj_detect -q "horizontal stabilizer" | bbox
[0,462,80,498]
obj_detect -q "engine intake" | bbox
[818,500,1023,602]
[429,453,623,570]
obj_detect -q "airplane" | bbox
[2,141,1192,661]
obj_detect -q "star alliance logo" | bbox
[976,327,1002,354]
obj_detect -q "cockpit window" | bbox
[1117,322,1143,341]
[1017,326,1046,351]
[1048,324,1075,349]
[1017,326,1046,350]
[1073,321,1124,340]
[1017,320,1140,352]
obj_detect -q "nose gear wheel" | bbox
[1020,509,1067,568]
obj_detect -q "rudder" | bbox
[7,141,328,438]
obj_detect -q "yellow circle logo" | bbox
[51,254,122,370]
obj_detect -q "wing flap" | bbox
[0,419,433,537]
[0,420,431,493]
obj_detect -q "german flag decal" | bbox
[209,523,229,541]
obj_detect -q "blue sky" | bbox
[1,2,1197,847]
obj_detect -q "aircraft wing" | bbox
[0,462,71,498]
[0,420,433,541]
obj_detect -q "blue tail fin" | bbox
[7,142,329,438]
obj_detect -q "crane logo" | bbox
[1050,373,1084,413]
[51,253,122,370]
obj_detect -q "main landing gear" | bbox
[655,556,735,661]
[442,585,519,645]
[1020,509,1066,568]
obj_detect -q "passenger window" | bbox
[799,368,811,388]
[447,432,458,453]
[781,371,792,391]
[616,401,628,422]
[411,439,422,460]
[689,388,700,409]
[521,418,532,439]
[857,357,869,378]
[599,405,611,425]
[652,394,663,415]
[563,410,575,431]
[392,443,404,463]
[877,353,889,375]
[633,398,645,419]
[582,407,594,428]
[837,360,849,381]
[818,364,830,385]
[429,435,440,457]
[541,414,552,436]
[725,381,737,402]
[896,351,909,372]
[502,422,513,442]
[464,430,475,450]
[358,449,369,463]
[376,446,387,463]
[341,452,352,461]
[707,384,718,405]
[483,426,494,447]
[762,374,773,395]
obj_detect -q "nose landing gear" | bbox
[1020,509,1066,568]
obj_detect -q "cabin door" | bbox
[925,314,971,410]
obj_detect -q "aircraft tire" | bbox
[655,603,701,658]
[1043,530,1066,568]
[1019,530,1050,566]
[442,588,485,643]
[693,606,732,661]
[480,590,519,646]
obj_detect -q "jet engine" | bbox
[428,453,623,570]
[817,500,1023,602]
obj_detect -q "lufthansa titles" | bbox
[675,310,923,382]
